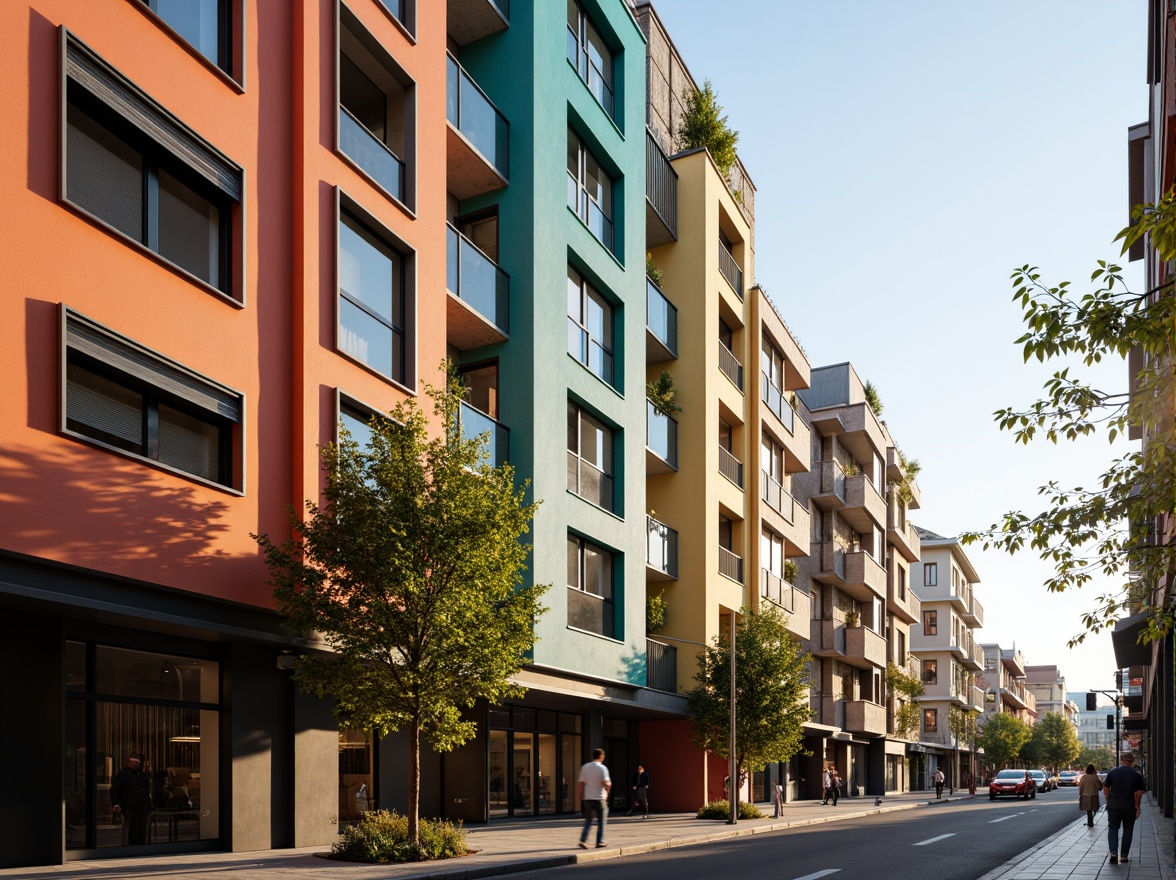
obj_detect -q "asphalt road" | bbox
[537,789,1083,880]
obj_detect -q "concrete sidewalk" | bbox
[10,790,1171,880]
[978,795,1176,880]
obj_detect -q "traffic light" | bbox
[1087,693,1098,711]
[1107,714,1115,730]
[1115,671,1123,691]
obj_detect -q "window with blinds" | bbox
[61,32,241,299]
[61,308,242,490]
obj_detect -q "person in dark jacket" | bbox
[1103,751,1146,864]
[627,765,651,817]
[110,754,152,845]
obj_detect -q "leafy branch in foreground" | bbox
[962,190,1176,646]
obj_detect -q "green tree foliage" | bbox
[647,370,682,417]
[254,370,547,849]
[678,79,739,181]
[646,590,667,633]
[863,380,884,417]
[1025,712,1082,771]
[976,712,1032,770]
[963,191,1176,645]
[949,706,979,747]
[885,662,925,740]
[646,252,664,287]
[686,606,811,787]
[1076,744,1116,771]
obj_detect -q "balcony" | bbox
[887,495,921,563]
[718,341,743,390]
[843,550,887,602]
[459,401,508,468]
[446,54,508,199]
[812,542,847,583]
[961,639,983,671]
[962,595,984,628]
[646,130,677,245]
[887,571,919,625]
[646,399,678,473]
[761,471,794,524]
[718,445,743,489]
[448,0,508,45]
[810,460,846,509]
[718,240,743,299]
[646,516,678,581]
[718,545,743,584]
[646,638,677,692]
[844,624,888,670]
[446,224,509,348]
[761,570,811,639]
[970,685,985,712]
[844,700,887,736]
[842,473,886,533]
[339,105,405,202]
[646,278,677,362]
[760,373,795,434]
[812,618,845,658]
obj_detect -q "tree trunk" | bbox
[408,716,420,849]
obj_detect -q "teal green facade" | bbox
[455,1,649,686]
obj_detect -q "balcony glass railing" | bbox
[646,279,677,357]
[646,516,678,579]
[718,445,743,488]
[762,569,794,612]
[761,372,795,433]
[459,401,508,468]
[339,105,404,201]
[446,54,509,179]
[447,224,509,333]
[719,545,743,583]
[761,470,795,523]
[646,399,678,468]
[718,240,743,299]
[718,341,743,390]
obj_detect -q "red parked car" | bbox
[989,769,1037,800]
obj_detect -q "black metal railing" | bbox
[718,445,743,488]
[719,545,743,583]
[718,240,743,299]
[646,639,677,692]
[718,341,743,390]
[646,130,677,238]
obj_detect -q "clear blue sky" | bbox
[651,1,1148,695]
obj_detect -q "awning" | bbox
[1112,613,1153,668]
[1123,715,1149,731]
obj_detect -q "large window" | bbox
[63,35,241,298]
[567,130,614,250]
[62,309,241,489]
[567,534,615,637]
[566,267,614,384]
[66,640,220,850]
[566,0,614,116]
[338,6,412,203]
[923,609,938,636]
[567,403,614,511]
[338,209,407,385]
[139,0,232,74]
[923,659,938,685]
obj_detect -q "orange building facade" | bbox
[0,0,447,867]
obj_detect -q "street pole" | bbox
[728,609,737,826]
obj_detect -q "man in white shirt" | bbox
[934,768,945,799]
[576,748,611,848]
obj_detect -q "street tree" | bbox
[962,192,1176,645]
[254,371,547,850]
[686,606,811,795]
[1077,744,1116,771]
[885,662,925,740]
[976,712,1032,771]
[1026,712,1082,773]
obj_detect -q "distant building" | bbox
[1026,665,1079,727]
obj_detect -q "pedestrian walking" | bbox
[934,767,945,799]
[1103,751,1145,864]
[627,764,650,818]
[1078,763,1101,827]
[576,748,611,849]
[821,766,832,805]
[109,753,151,846]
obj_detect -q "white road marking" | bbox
[792,871,841,880]
[989,814,1020,823]
[913,833,957,846]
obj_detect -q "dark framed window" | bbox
[923,609,937,636]
[566,266,614,384]
[924,562,937,586]
[923,708,938,733]
[567,402,614,511]
[898,565,907,599]
[923,659,938,685]
[339,398,379,450]
[566,130,613,250]
[62,34,241,300]
[567,534,615,638]
[140,0,233,74]
[338,208,407,385]
[565,0,614,116]
[62,308,242,490]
